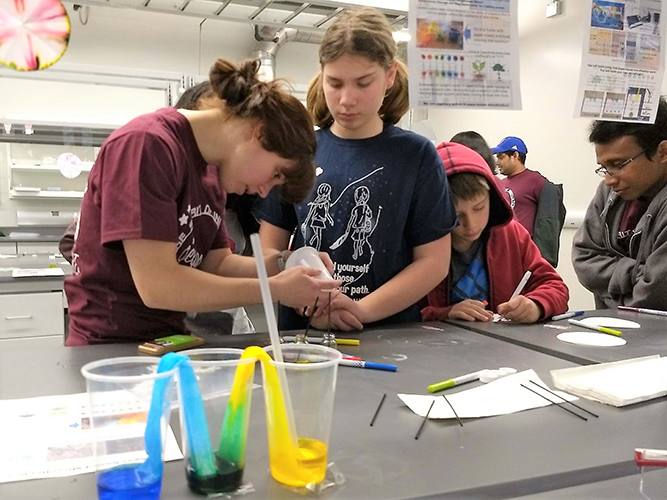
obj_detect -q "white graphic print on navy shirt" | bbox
[300,167,384,295]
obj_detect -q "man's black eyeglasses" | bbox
[595,149,646,177]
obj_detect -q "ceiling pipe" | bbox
[250,25,323,81]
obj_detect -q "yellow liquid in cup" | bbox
[269,437,327,486]
[232,347,328,487]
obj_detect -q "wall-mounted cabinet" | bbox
[0,121,114,205]
[5,142,98,199]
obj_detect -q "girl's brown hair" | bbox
[307,7,409,128]
[210,58,316,203]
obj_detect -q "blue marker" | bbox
[551,311,585,321]
[339,359,397,372]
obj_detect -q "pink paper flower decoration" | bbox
[0,0,70,71]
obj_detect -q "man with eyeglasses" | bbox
[492,136,565,267]
[573,96,667,310]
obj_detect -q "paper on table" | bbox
[399,369,577,419]
[12,268,64,278]
[551,355,667,407]
[579,317,640,329]
[0,392,182,483]
[556,331,627,347]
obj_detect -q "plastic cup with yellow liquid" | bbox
[261,344,341,487]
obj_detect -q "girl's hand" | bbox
[449,300,494,322]
[269,267,340,310]
[317,293,369,324]
[497,296,542,323]
[311,309,363,332]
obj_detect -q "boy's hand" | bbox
[497,296,542,323]
[449,300,494,322]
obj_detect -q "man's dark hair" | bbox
[450,131,497,174]
[589,96,667,160]
[500,150,526,165]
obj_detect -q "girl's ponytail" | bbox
[379,60,409,125]
[306,71,334,128]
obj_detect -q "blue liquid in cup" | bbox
[97,465,161,500]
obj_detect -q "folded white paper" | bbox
[12,268,64,278]
[399,369,577,419]
[551,355,667,407]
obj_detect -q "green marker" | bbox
[428,370,482,393]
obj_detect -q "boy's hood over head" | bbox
[436,142,513,228]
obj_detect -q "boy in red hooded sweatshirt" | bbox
[422,143,569,323]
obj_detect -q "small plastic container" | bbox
[285,247,334,281]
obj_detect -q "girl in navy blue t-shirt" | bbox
[255,7,457,331]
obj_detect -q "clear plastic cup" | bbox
[177,348,257,495]
[285,247,333,281]
[81,357,179,500]
[261,344,341,487]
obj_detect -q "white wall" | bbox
[0,4,321,226]
[428,0,667,311]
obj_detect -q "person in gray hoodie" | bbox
[573,96,667,309]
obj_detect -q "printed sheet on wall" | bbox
[575,0,666,123]
[407,0,522,110]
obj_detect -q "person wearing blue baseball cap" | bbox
[492,136,565,267]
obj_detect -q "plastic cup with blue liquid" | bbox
[82,357,179,500]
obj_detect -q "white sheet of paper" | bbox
[552,355,667,407]
[0,392,182,483]
[11,268,65,278]
[557,331,627,347]
[579,317,641,329]
[398,370,577,419]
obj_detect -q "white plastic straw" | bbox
[249,233,297,447]
[250,233,285,363]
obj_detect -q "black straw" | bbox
[277,301,282,339]
[520,384,587,421]
[370,393,387,427]
[327,292,331,334]
[443,395,463,427]
[529,380,599,418]
[303,297,319,337]
[415,400,436,440]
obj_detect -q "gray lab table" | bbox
[513,467,667,500]
[446,309,667,365]
[0,322,664,499]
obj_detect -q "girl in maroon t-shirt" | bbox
[65,58,340,345]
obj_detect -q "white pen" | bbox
[427,370,483,393]
[568,319,622,337]
[498,271,532,321]
[510,271,532,300]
